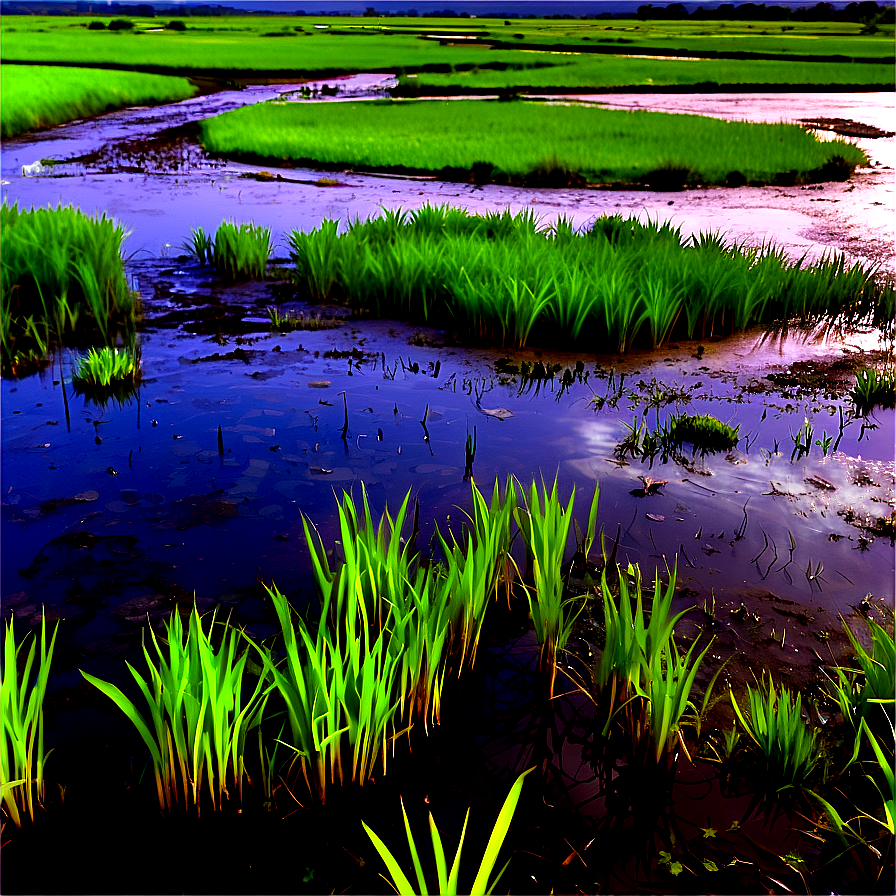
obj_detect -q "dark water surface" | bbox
[1,80,894,895]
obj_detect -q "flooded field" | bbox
[1,79,894,895]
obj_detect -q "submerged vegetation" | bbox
[283,206,892,351]
[200,99,867,188]
[1,64,195,138]
[0,202,137,374]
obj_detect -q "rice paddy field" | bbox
[0,12,894,896]
[0,65,196,139]
[199,98,868,186]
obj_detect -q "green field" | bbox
[397,55,893,92]
[1,15,892,82]
[199,98,866,188]
[1,65,196,138]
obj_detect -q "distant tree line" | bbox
[637,2,894,23]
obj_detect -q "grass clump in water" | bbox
[185,221,272,279]
[1,65,195,138]
[71,346,140,389]
[1,201,136,373]
[277,206,892,352]
[851,366,896,412]
[200,99,867,188]
[81,605,269,815]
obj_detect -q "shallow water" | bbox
[2,83,894,275]
[1,75,894,896]
[3,78,894,663]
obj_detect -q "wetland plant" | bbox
[514,477,598,694]
[362,768,533,896]
[266,306,341,331]
[1,612,58,828]
[211,220,272,280]
[827,614,895,737]
[80,605,269,815]
[281,206,892,353]
[588,562,710,769]
[616,412,739,462]
[184,226,213,266]
[200,99,868,188]
[71,346,140,389]
[258,582,410,801]
[730,675,823,797]
[1,201,136,369]
[851,367,896,412]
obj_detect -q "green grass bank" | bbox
[1,65,196,138]
[199,99,866,188]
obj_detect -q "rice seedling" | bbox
[362,767,533,896]
[184,226,213,266]
[730,674,823,796]
[513,477,598,694]
[851,367,896,412]
[266,306,341,331]
[1,64,195,138]
[437,477,518,671]
[827,614,895,738]
[71,346,140,389]
[258,582,408,801]
[281,207,892,353]
[616,412,739,462]
[587,561,710,769]
[201,98,868,188]
[80,605,269,815]
[809,719,894,885]
[1,201,136,368]
[1,612,58,828]
[211,221,272,280]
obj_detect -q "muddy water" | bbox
[3,80,894,649]
[1,76,894,894]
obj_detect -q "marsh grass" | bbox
[514,477,598,694]
[1,612,58,828]
[71,346,140,388]
[200,99,867,188]
[212,221,272,280]
[827,615,895,738]
[617,412,740,462]
[587,562,710,769]
[362,767,533,896]
[730,675,823,797]
[1,64,195,138]
[266,306,341,331]
[81,605,269,815]
[851,367,896,412]
[282,206,891,352]
[1,201,136,370]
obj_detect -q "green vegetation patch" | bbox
[398,55,893,92]
[200,99,866,188]
[1,65,195,138]
[282,206,892,351]
[1,202,137,374]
